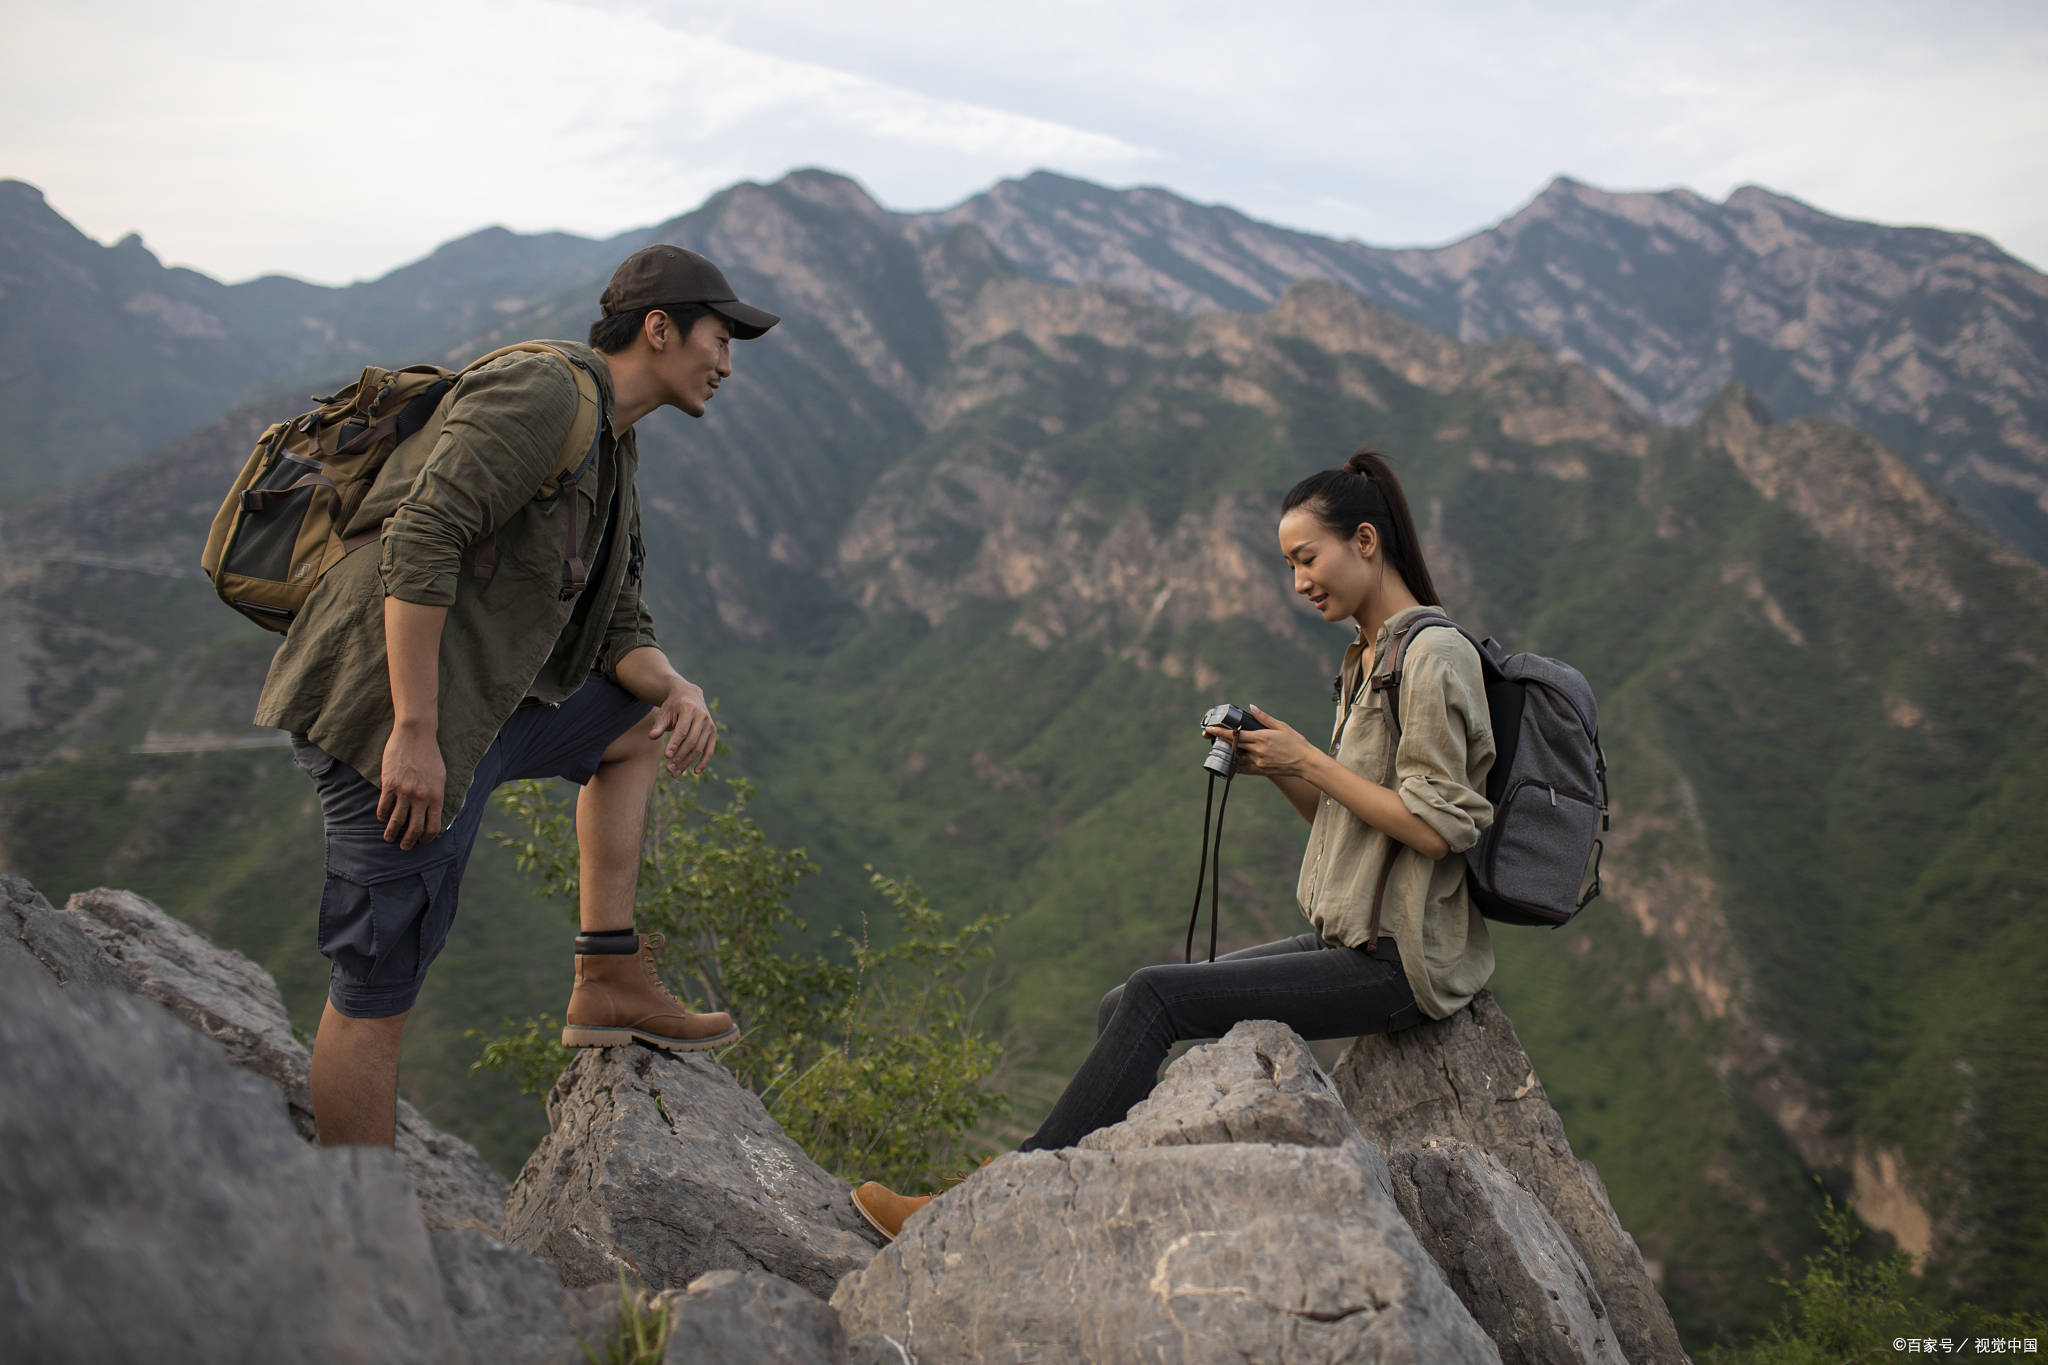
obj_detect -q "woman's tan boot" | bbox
[851,1182,934,1241]
[562,931,738,1051]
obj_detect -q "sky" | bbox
[5,0,2045,285]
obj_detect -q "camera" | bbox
[1199,703,1264,778]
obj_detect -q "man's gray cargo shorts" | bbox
[291,673,652,1019]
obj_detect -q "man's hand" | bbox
[648,680,715,777]
[378,721,445,849]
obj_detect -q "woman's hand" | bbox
[1204,705,1322,781]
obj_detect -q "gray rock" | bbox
[64,885,311,1124]
[432,1226,616,1365]
[835,1022,1497,1363]
[2,873,131,990]
[1080,1018,1359,1153]
[396,1107,513,1235]
[832,1145,1501,1365]
[504,1044,883,1297]
[1333,990,1688,1364]
[663,1269,850,1364]
[1390,1141,1628,1365]
[846,1333,917,1365]
[0,951,468,1365]
[63,886,508,1232]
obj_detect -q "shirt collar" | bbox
[1365,603,1442,654]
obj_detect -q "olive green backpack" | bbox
[200,342,604,632]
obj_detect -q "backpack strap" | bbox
[1368,610,1460,745]
[463,343,608,599]
[1362,609,1460,951]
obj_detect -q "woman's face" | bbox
[1278,506,1376,624]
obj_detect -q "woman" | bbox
[852,448,1497,1239]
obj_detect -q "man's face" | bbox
[659,311,733,418]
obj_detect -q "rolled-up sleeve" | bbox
[1393,636,1495,854]
[379,355,581,605]
[599,490,659,679]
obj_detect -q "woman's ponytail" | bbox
[1282,447,1444,609]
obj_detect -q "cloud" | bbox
[0,0,1151,283]
[633,0,2048,260]
[4,0,2045,280]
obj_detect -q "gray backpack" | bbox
[1372,611,1608,928]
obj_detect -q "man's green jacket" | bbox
[254,342,658,818]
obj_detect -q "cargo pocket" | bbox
[317,859,451,1001]
[290,734,337,781]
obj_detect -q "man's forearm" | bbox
[384,598,450,731]
[613,645,697,706]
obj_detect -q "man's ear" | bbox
[641,309,671,352]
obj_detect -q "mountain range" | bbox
[8,168,2043,563]
[1,166,2044,1347]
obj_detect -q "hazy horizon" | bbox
[7,0,2044,286]
[11,163,2043,294]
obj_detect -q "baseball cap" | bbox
[599,245,780,340]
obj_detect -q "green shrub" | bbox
[1705,1196,2046,1364]
[471,758,1008,1188]
[579,1271,669,1365]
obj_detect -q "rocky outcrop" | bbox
[505,1044,883,1297]
[2,871,131,990]
[833,1022,1504,1364]
[0,874,609,1365]
[0,948,482,1362]
[1076,1013,1360,1153]
[1334,990,1687,1364]
[660,1270,868,1365]
[6,870,1687,1364]
[1391,1140,1629,1365]
[432,1227,617,1365]
[58,883,507,1231]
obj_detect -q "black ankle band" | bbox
[574,931,641,955]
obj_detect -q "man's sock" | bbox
[574,928,640,955]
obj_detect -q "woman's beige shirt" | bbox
[1294,605,1497,1018]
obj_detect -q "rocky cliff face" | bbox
[2,872,1686,1362]
[921,171,2048,563]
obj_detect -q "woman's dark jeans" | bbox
[1020,932,1422,1151]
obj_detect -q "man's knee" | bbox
[316,1001,410,1058]
[597,723,660,769]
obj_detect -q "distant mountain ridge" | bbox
[0,178,637,503]
[916,171,2048,565]
[7,169,2046,567]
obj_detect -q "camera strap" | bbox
[1183,762,1238,964]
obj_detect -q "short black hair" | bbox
[588,302,713,354]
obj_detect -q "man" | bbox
[254,245,779,1146]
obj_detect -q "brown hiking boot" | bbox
[850,1157,993,1240]
[851,1182,934,1241]
[562,931,738,1051]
